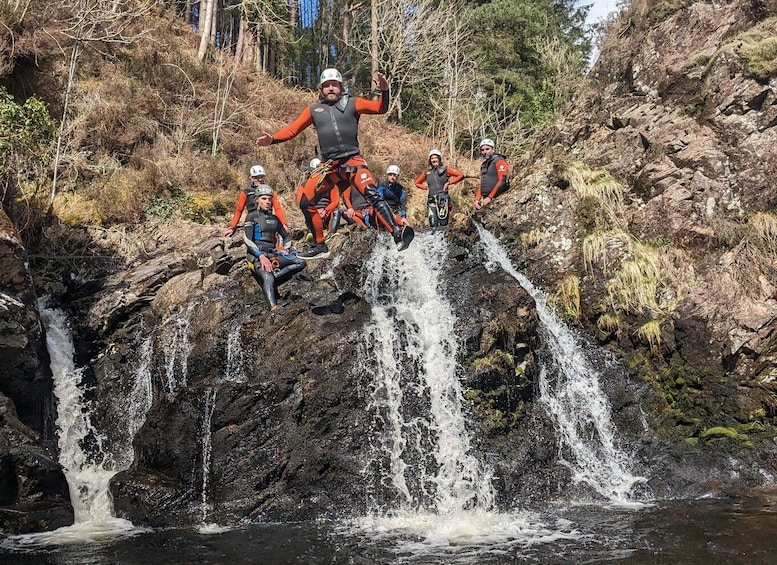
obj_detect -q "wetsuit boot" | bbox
[364,185,414,251]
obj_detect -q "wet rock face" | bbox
[487,0,777,460]
[79,228,542,526]
[0,211,70,532]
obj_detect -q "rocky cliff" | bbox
[1,0,776,534]
[482,0,776,448]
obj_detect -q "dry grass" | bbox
[733,18,777,82]
[727,211,777,296]
[582,229,632,272]
[550,275,581,321]
[566,161,627,229]
[520,228,543,250]
[597,312,621,336]
[636,319,663,356]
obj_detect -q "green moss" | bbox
[470,349,514,371]
[700,426,751,447]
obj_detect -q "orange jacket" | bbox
[228,190,288,231]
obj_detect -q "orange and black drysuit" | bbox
[476,153,510,202]
[342,186,372,230]
[244,209,306,309]
[415,159,464,228]
[266,91,406,245]
[227,183,288,234]
[296,180,342,237]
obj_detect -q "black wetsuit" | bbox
[244,209,306,309]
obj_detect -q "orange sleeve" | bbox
[342,187,354,209]
[228,192,247,230]
[271,107,314,143]
[488,158,509,199]
[272,193,288,227]
[354,92,388,115]
[414,171,428,190]
[447,167,464,185]
[324,185,340,214]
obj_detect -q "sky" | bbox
[584,0,620,26]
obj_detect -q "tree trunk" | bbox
[197,0,215,60]
[235,17,246,63]
[370,0,378,75]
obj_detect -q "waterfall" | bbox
[159,305,194,399]
[476,224,647,503]
[197,387,222,533]
[360,232,494,516]
[6,303,142,546]
[352,234,581,554]
[225,324,246,383]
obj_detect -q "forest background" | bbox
[1,0,603,265]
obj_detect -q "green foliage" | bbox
[465,0,591,139]
[144,189,195,220]
[0,87,55,193]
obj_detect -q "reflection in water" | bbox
[2,496,776,564]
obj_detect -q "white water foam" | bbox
[476,224,648,504]
[3,304,143,548]
[351,233,580,554]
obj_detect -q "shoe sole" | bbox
[301,251,331,260]
[395,226,415,251]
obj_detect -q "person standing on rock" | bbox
[224,165,288,237]
[474,139,510,210]
[256,68,414,258]
[415,149,464,228]
[243,185,306,311]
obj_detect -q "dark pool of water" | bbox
[2,495,775,564]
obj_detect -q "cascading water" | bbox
[354,233,580,555]
[361,232,494,516]
[160,305,194,399]
[225,323,247,384]
[476,224,647,503]
[5,303,145,546]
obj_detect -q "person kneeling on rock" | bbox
[243,185,306,311]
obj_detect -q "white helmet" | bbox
[250,165,266,177]
[479,138,495,149]
[256,184,273,197]
[319,68,343,87]
[386,165,400,176]
[310,158,322,169]
[428,149,442,159]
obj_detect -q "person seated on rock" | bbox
[342,185,373,230]
[296,158,343,247]
[378,165,407,220]
[415,149,464,228]
[243,184,306,311]
[224,165,288,238]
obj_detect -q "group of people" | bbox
[225,67,510,310]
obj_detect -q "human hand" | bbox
[259,255,273,272]
[372,72,388,91]
[256,133,273,147]
[482,196,492,207]
[346,208,355,219]
[223,228,235,237]
[474,198,482,210]
[317,208,327,218]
